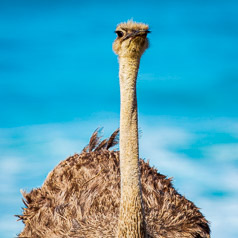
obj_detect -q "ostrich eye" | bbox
[115,31,124,38]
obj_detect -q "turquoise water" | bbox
[1,0,238,127]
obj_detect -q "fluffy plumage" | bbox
[17,130,210,238]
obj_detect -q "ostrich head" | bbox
[113,20,150,59]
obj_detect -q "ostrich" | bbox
[17,21,210,237]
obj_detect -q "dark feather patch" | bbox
[82,128,119,152]
[106,128,119,150]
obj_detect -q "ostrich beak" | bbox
[123,30,151,41]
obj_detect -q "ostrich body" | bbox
[17,21,210,238]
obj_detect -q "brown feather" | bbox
[17,131,210,238]
[95,139,108,151]
[106,128,119,150]
[82,128,102,152]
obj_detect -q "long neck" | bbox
[117,56,146,237]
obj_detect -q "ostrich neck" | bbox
[118,56,146,237]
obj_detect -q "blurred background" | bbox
[0,0,238,237]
